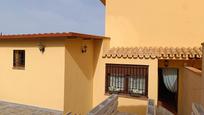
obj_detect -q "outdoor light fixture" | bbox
[38,42,45,53]
[164,60,169,67]
[81,39,89,53]
[81,44,87,53]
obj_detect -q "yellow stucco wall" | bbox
[103,1,204,114]
[64,39,94,115]
[202,43,204,81]
[93,55,158,115]
[105,0,204,47]
[182,67,202,115]
[158,60,202,115]
[0,40,65,111]
[202,43,204,110]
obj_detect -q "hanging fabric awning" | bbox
[162,68,178,93]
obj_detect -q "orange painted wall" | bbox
[182,67,203,115]
[105,0,204,47]
[0,39,65,111]
[64,39,96,115]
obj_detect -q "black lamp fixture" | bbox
[81,44,87,53]
[81,39,89,53]
[38,42,45,53]
[164,60,169,67]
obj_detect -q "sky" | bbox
[0,0,105,35]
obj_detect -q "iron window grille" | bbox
[105,64,148,97]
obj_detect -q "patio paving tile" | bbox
[0,101,62,115]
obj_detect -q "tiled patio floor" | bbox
[0,101,63,115]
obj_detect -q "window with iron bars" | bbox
[105,64,148,97]
[13,50,25,69]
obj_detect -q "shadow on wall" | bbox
[118,105,147,115]
[93,40,103,75]
[64,39,103,114]
[66,39,94,80]
[66,39,103,80]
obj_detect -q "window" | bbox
[13,50,25,68]
[105,64,148,98]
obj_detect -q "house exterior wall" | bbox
[158,60,202,115]
[0,39,65,111]
[93,55,158,115]
[182,67,202,115]
[64,39,95,115]
[105,0,204,47]
[103,1,204,114]
[202,43,204,108]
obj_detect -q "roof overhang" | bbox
[100,0,106,5]
[0,32,110,40]
[103,47,202,60]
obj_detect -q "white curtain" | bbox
[129,77,145,94]
[109,75,124,91]
[162,68,178,93]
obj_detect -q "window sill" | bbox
[13,66,25,70]
[104,93,148,101]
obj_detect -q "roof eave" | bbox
[100,0,106,5]
[0,32,110,40]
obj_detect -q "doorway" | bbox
[158,68,179,114]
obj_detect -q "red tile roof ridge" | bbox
[0,32,109,40]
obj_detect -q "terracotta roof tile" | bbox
[103,47,202,60]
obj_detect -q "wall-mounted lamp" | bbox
[38,42,45,53]
[81,44,87,53]
[164,60,169,67]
